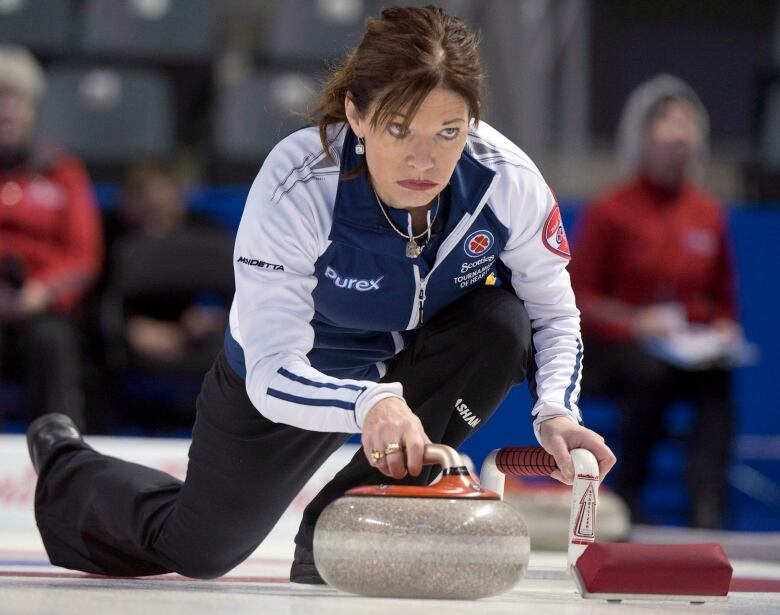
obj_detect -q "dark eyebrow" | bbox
[389,112,466,126]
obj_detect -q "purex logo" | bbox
[236,256,284,271]
[325,266,383,291]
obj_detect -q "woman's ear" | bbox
[344,94,365,138]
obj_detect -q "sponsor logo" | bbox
[460,254,495,274]
[542,205,571,259]
[325,266,383,291]
[464,230,494,258]
[236,256,284,271]
[455,398,481,428]
[453,255,495,288]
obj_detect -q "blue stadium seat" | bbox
[258,0,386,64]
[211,69,317,179]
[36,64,175,167]
[80,0,214,62]
[259,0,477,64]
[0,0,74,55]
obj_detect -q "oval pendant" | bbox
[406,240,422,258]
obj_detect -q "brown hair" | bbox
[122,160,182,195]
[309,5,483,163]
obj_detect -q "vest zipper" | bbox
[417,280,428,326]
[405,172,501,330]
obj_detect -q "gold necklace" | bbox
[373,189,440,258]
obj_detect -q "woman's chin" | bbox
[389,193,438,210]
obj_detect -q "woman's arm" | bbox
[494,168,615,480]
[232,149,404,434]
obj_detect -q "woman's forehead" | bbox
[372,87,469,126]
[652,98,698,123]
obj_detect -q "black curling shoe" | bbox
[27,413,84,475]
[290,544,326,584]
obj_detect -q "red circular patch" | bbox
[469,234,490,254]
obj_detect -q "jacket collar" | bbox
[329,126,496,258]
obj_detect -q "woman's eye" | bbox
[440,127,460,140]
[388,123,408,138]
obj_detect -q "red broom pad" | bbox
[576,543,732,596]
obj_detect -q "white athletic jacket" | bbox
[225,121,583,442]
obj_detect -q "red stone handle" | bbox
[494,446,558,477]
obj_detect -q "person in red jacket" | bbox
[570,75,741,528]
[0,46,102,429]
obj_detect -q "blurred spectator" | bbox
[570,75,741,528]
[101,161,230,376]
[0,46,102,430]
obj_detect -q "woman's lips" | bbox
[397,180,438,191]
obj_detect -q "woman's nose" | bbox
[407,143,435,172]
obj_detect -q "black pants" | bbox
[582,338,734,528]
[0,314,85,429]
[34,286,532,578]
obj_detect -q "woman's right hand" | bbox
[361,397,431,480]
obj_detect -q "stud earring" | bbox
[355,137,365,155]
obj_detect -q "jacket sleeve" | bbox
[495,169,583,443]
[35,156,103,312]
[232,157,403,433]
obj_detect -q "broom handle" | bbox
[480,446,600,569]
[494,446,558,476]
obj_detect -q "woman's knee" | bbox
[468,288,532,369]
[174,555,240,580]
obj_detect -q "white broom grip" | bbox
[567,448,601,569]
[480,446,602,571]
[479,450,506,499]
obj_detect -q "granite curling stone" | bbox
[313,444,530,599]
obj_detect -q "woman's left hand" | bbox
[538,416,616,485]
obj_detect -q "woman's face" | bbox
[0,86,35,153]
[345,87,470,210]
[641,99,702,189]
[121,174,184,235]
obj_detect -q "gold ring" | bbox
[370,449,385,462]
[384,442,402,455]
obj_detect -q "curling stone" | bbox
[480,446,733,602]
[313,443,530,599]
[502,479,630,550]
